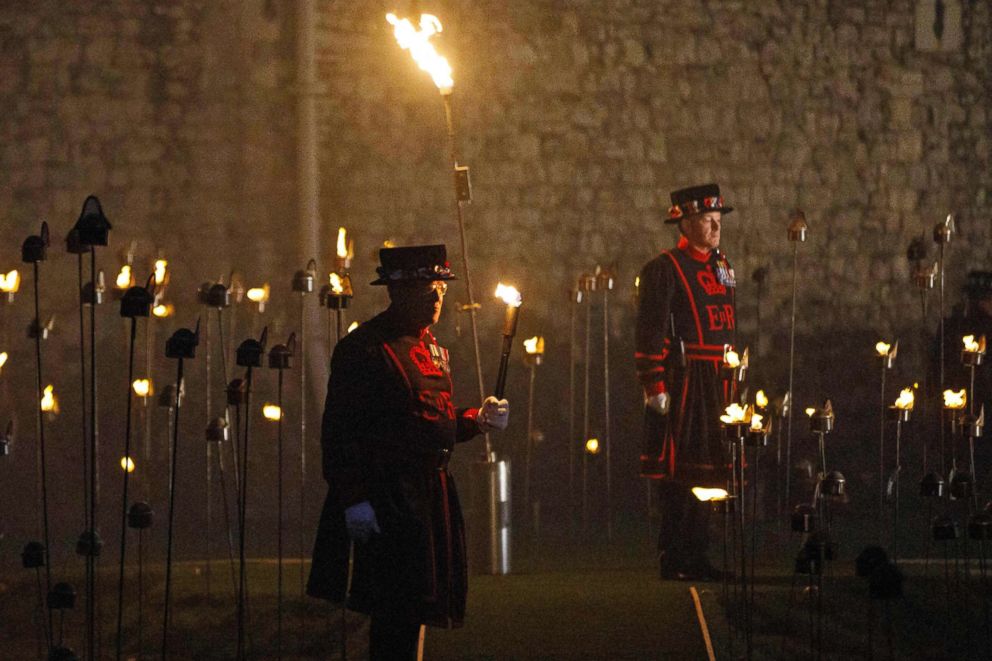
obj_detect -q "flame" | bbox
[0,269,20,293]
[115,264,133,289]
[120,456,135,473]
[723,346,740,368]
[386,13,454,93]
[152,303,174,318]
[692,487,729,502]
[893,387,915,410]
[523,336,545,355]
[329,272,345,295]
[585,438,600,454]
[348,321,359,333]
[154,259,168,285]
[0,352,7,371]
[132,378,153,397]
[247,284,270,303]
[634,275,640,289]
[756,390,769,409]
[40,384,58,413]
[495,283,522,307]
[944,389,967,410]
[963,335,986,354]
[875,341,891,356]
[750,411,765,431]
[336,228,348,258]
[720,402,747,425]
[805,407,816,417]
[262,404,282,421]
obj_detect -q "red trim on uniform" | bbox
[665,251,705,344]
[643,380,666,396]
[677,235,712,263]
[685,342,726,352]
[635,352,669,360]
[686,354,723,361]
[382,342,413,392]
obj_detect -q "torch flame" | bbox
[805,407,816,417]
[247,284,270,303]
[348,321,359,333]
[132,378,152,398]
[0,352,7,371]
[692,487,730,502]
[262,404,283,421]
[120,456,135,473]
[386,13,454,93]
[585,438,600,455]
[336,228,348,259]
[723,346,740,368]
[523,336,545,355]
[875,341,891,356]
[116,264,133,289]
[0,269,20,293]
[750,411,765,431]
[963,334,987,354]
[893,387,915,410]
[756,389,769,409]
[40,384,58,413]
[944,389,967,410]
[152,303,174,318]
[495,283,522,308]
[720,402,747,425]
[154,259,168,285]
[329,272,345,295]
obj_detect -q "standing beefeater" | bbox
[635,183,738,581]
[307,244,510,659]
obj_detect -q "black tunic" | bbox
[307,309,481,627]
[635,236,738,485]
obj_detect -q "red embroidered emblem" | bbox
[410,344,443,377]
[697,268,726,296]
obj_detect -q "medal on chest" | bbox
[429,343,450,374]
[716,257,736,288]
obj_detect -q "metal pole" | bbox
[115,317,138,661]
[785,242,799,510]
[603,286,613,543]
[88,247,99,661]
[525,361,536,532]
[205,312,213,601]
[582,298,592,532]
[879,365,887,518]
[938,242,946,477]
[277,367,285,661]
[30,261,53,651]
[569,294,577,535]
[162,358,185,660]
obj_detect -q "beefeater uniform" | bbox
[307,301,482,628]
[635,183,737,576]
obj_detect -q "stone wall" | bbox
[0,0,989,558]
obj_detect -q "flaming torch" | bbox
[0,268,20,303]
[784,210,808,512]
[494,284,522,399]
[887,387,915,563]
[522,335,544,537]
[876,340,898,512]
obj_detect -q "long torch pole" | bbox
[30,259,53,651]
[162,357,185,660]
[115,316,139,661]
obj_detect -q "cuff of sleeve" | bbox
[337,485,370,510]
[643,381,667,396]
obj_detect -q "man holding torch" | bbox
[635,183,738,581]
[307,244,509,658]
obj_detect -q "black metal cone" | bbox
[81,278,104,306]
[27,316,53,340]
[73,195,111,247]
[165,325,199,359]
[207,283,230,308]
[226,378,247,406]
[0,438,8,456]
[856,546,888,578]
[206,416,229,442]
[236,328,267,368]
[795,545,822,576]
[969,512,992,541]
[920,471,945,498]
[950,472,975,500]
[268,343,293,370]
[791,504,817,533]
[822,470,846,496]
[47,582,77,610]
[127,501,154,529]
[21,541,46,568]
[65,228,90,255]
[120,285,154,318]
[868,562,903,600]
[75,530,103,557]
[158,383,181,408]
[292,265,316,293]
[932,515,960,541]
[48,646,79,661]
[22,233,48,263]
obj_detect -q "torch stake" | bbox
[138,528,145,655]
[276,367,286,660]
[603,286,613,542]
[525,361,536,534]
[30,260,54,650]
[878,365,887,523]
[205,319,213,601]
[938,242,947,477]
[162,357,185,660]
[237,366,255,660]
[785,242,799,514]
[582,299,592,532]
[893,419,902,565]
[569,296,577,536]
[298,293,309,652]
[87,247,100,661]
[75,251,93,658]
[115,317,139,661]
[219,312,244,519]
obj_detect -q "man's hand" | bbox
[344,501,381,543]
[477,396,510,432]
[645,392,670,415]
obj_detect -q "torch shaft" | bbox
[603,287,612,543]
[116,317,138,661]
[939,243,946,476]
[785,242,799,512]
[277,367,285,660]
[32,261,53,650]
[494,336,513,400]
[87,247,99,661]
[162,357,184,661]
[879,366,886,517]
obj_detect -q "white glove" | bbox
[344,501,381,544]
[477,396,510,432]
[646,392,670,415]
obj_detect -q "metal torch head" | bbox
[82,271,106,306]
[21,222,49,263]
[950,472,975,500]
[791,504,817,533]
[207,283,231,309]
[292,259,317,293]
[968,512,992,541]
[226,378,248,406]
[205,416,229,442]
[920,470,945,498]
[236,327,267,368]
[787,210,808,242]
[47,582,77,610]
[268,333,296,370]
[120,281,155,319]
[75,530,103,557]
[27,315,54,341]
[932,514,960,541]
[21,541,46,568]
[65,228,91,255]
[73,195,112,247]
[165,322,200,360]
[127,501,154,529]
[933,213,955,244]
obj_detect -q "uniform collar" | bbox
[677,235,713,263]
